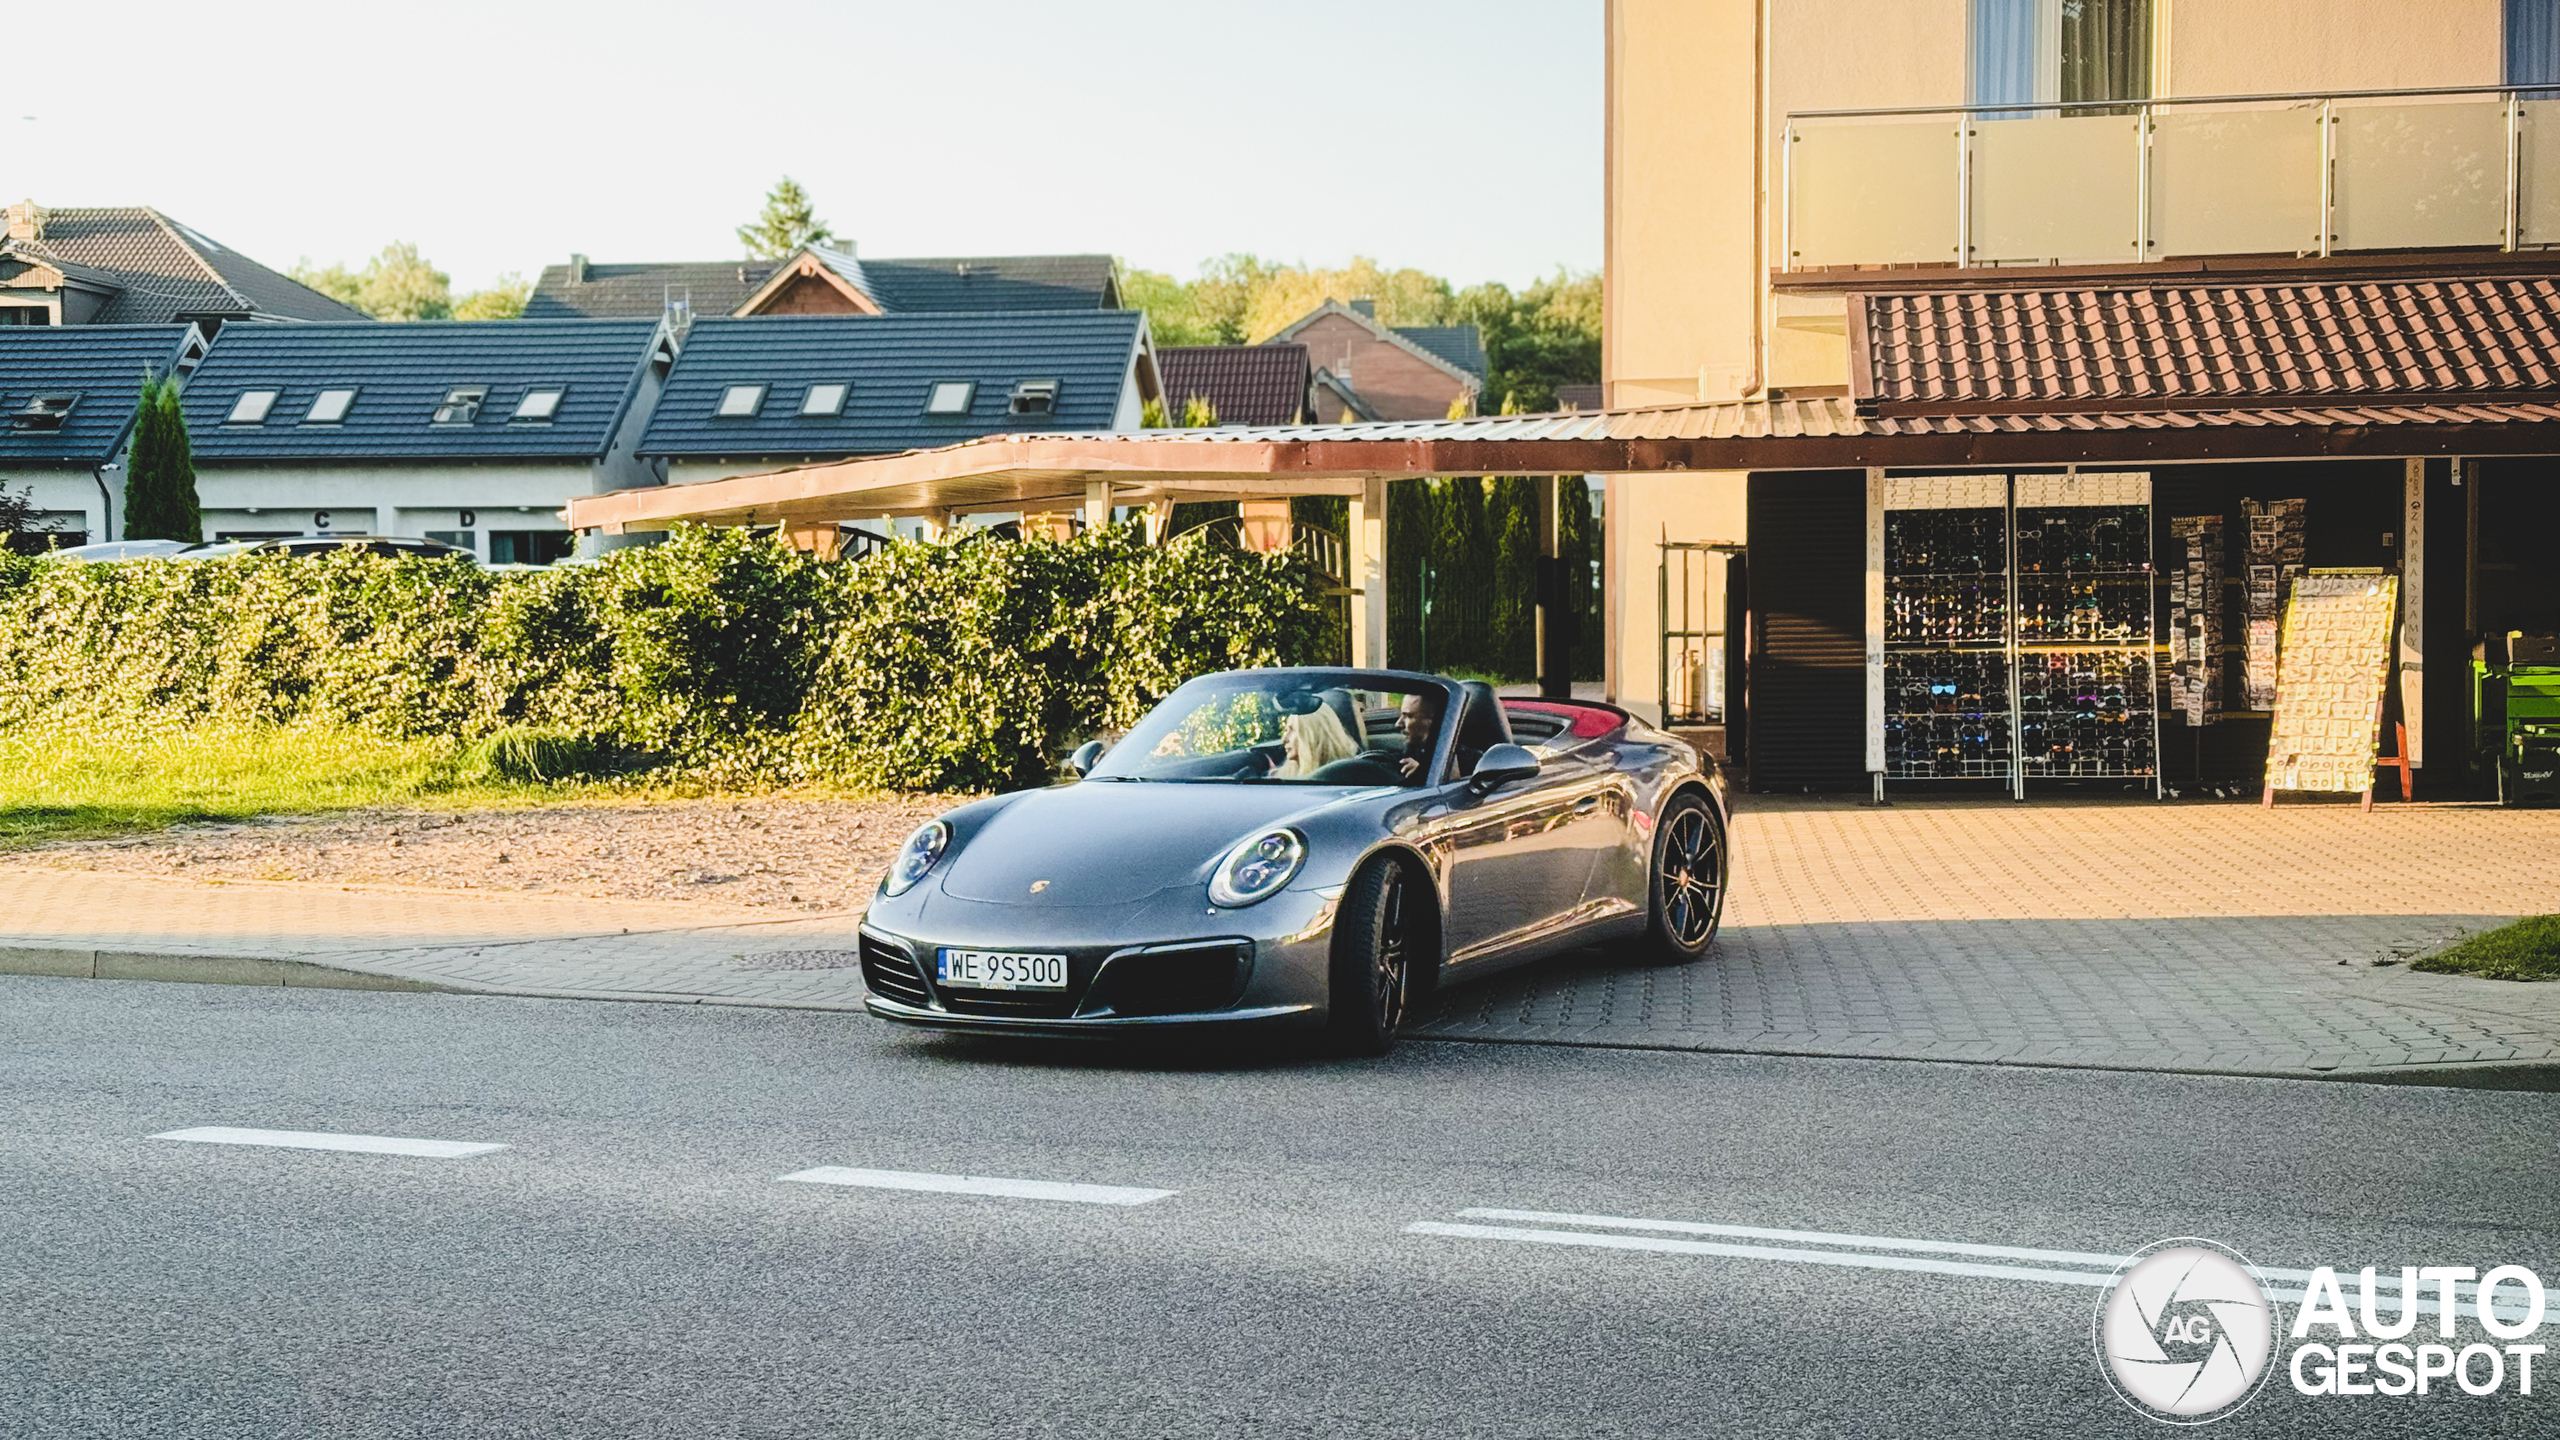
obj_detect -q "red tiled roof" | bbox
[1157,343,1312,426]
[1855,277,2560,413]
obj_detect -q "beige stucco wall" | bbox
[2162,0,2501,96]
[1604,472,1748,725]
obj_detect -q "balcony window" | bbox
[2512,0,2560,87]
[1970,0,2150,112]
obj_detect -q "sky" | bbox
[16,1,1601,296]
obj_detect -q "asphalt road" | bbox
[2,976,2555,1439]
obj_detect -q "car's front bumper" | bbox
[860,993,1318,1036]
[856,882,1344,1036]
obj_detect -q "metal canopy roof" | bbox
[564,394,2560,532]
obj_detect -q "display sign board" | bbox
[2264,572,2398,796]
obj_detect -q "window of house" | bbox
[716,384,766,417]
[512,387,565,422]
[2511,0,2560,86]
[432,387,487,424]
[800,382,849,416]
[227,390,279,424]
[11,393,76,431]
[1970,0,2150,111]
[1008,379,1061,416]
[924,380,976,416]
[304,388,357,424]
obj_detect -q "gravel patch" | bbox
[25,797,954,912]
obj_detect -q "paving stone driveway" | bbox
[4,797,2556,1081]
[1410,795,2560,1079]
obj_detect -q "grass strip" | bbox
[2411,916,2560,982]
[0,725,574,847]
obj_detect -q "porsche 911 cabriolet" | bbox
[859,667,1729,1054]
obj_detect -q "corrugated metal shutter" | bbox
[1746,471,1867,792]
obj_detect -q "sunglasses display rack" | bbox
[1876,474,2162,794]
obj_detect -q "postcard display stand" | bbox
[2263,571,2400,810]
[1869,473,2161,798]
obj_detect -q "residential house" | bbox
[0,202,365,328]
[524,245,1122,321]
[179,319,674,562]
[0,325,207,546]
[1602,0,2560,797]
[1265,299,1483,421]
[1157,343,1313,426]
[634,312,1157,506]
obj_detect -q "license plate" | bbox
[936,949,1069,991]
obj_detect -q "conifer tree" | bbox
[123,372,201,543]
[737,178,831,260]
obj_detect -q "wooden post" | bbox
[1536,475,1570,697]
[1348,476,1388,668]
[1084,479,1112,534]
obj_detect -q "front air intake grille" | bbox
[1088,941,1252,1017]
[858,933,932,1007]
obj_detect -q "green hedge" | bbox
[0,525,1331,792]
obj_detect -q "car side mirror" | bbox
[1068,739,1107,777]
[1468,743,1541,792]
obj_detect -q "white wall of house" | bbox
[0,469,114,545]
[191,463,592,554]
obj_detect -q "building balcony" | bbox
[1781,85,2560,278]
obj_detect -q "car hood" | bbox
[936,782,1355,906]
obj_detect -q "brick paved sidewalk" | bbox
[3,795,2557,1081]
[1411,796,2560,1080]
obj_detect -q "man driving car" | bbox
[1389,692,1440,782]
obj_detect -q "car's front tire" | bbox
[1641,790,1727,963]
[1327,856,1414,1056]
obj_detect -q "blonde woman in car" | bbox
[1274,704,1360,778]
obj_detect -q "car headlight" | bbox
[1209,827,1306,908]
[882,820,950,897]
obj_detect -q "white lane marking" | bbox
[152,1127,505,1159]
[1457,1207,2132,1269]
[1407,1221,2118,1287]
[779,1166,1175,1206]
[1416,1214,2533,1323]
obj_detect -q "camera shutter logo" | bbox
[2095,1238,2277,1424]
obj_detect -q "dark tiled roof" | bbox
[526,252,1117,320]
[638,311,1142,461]
[854,255,1117,312]
[183,319,664,462]
[1158,344,1311,426]
[1394,324,1487,379]
[523,260,778,320]
[1856,278,2560,412]
[21,208,368,323]
[0,325,197,464]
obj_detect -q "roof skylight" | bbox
[800,382,849,416]
[226,390,278,424]
[716,384,767,418]
[1008,379,1061,416]
[432,387,487,425]
[924,381,976,416]
[512,388,565,422]
[304,388,357,424]
[10,393,76,432]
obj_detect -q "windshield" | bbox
[1087,673,1447,785]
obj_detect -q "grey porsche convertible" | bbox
[858,667,1729,1054]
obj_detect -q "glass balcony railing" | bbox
[1781,85,2560,272]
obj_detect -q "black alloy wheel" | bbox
[1642,791,1726,963]
[1327,857,1413,1056]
